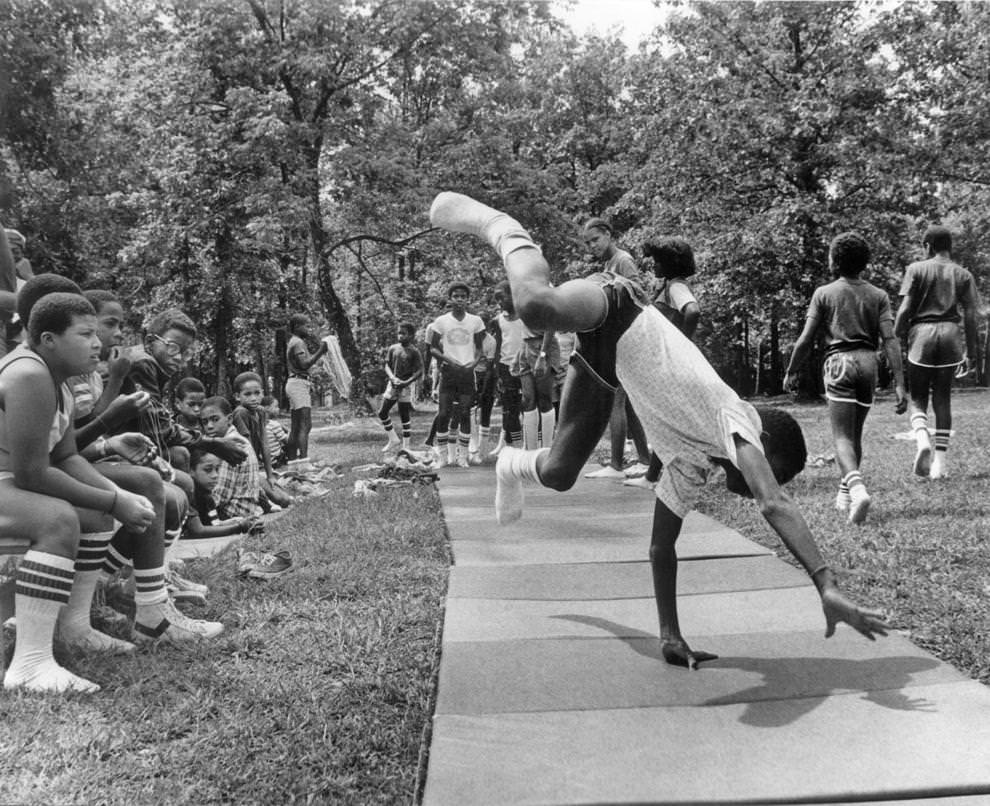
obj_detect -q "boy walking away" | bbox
[431,191,889,669]
[429,281,486,468]
[894,225,981,480]
[378,322,425,454]
[284,313,328,469]
[785,232,907,523]
[232,371,292,511]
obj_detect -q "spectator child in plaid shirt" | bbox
[200,395,259,519]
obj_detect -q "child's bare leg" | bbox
[1,484,101,693]
[907,362,933,476]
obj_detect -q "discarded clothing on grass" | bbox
[352,452,439,497]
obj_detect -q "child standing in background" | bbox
[232,371,291,509]
[378,322,425,454]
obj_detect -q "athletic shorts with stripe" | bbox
[907,321,964,368]
[823,349,877,408]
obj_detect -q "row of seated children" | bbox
[1,271,292,693]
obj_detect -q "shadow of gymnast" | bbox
[552,613,940,727]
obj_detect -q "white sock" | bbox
[522,409,540,451]
[4,551,100,693]
[447,430,457,463]
[429,192,538,260]
[58,531,134,654]
[540,408,556,448]
[494,446,547,525]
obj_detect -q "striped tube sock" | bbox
[58,532,134,653]
[447,430,458,463]
[100,541,129,580]
[933,429,951,453]
[401,420,412,442]
[509,429,522,446]
[494,447,549,525]
[4,551,100,693]
[835,480,851,511]
[931,429,951,478]
[380,416,394,434]
[911,413,931,445]
[844,470,871,525]
[133,566,169,609]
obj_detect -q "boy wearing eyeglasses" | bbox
[117,309,247,498]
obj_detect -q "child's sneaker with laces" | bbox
[166,569,209,604]
[847,486,871,525]
[242,550,293,580]
[133,599,224,645]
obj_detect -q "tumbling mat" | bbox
[425,461,990,805]
[424,681,990,805]
[447,555,808,600]
[434,629,962,715]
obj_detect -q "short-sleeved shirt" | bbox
[899,257,978,324]
[497,313,526,366]
[286,335,311,377]
[212,425,259,518]
[806,277,893,356]
[475,333,497,375]
[603,248,639,279]
[194,487,221,526]
[654,277,698,332]
[430,311,485,366]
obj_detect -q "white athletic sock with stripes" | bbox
[58,532,134,653]
[494,446,548,525]
[4,551,100,693]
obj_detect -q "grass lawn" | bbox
[1,392,988,804]
[695,387,990,685]
[1,410,449,806]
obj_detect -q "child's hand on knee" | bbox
[113,489,156,533]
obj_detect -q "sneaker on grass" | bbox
[133,599,224,645]
[239,550,293,580]
[166,569,209,605]
[623,462,649,478]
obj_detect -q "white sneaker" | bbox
[468,451,483,466]
[584,466,626,480]
[623,463,649,478]
[382,436,401,454]
[456,452,471,469]
[834,493,851,512]
[433,448,448,469]
[929,454,948,480]
[623,476,656,490]
[848,486,871,525]
[913,445,932,477]
[134,599,224,644]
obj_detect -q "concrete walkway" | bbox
[422,464,990,805]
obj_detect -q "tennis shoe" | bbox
[584,466,625,480]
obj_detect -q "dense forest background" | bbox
[2,0,988,402]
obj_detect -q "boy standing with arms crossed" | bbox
[430,191,889,669]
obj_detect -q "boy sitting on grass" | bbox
[430,191,890,669]
[200,396,260,521]
[1,291,155,693]
[173,376,206,432]
[186,448,259,542]
[231,371,291,511]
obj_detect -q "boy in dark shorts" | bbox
[785,232,907,523]
[430,191,890,669]
[378,322,425,454]
[893,225,981,480]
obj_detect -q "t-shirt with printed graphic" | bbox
[429,311,485,367]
